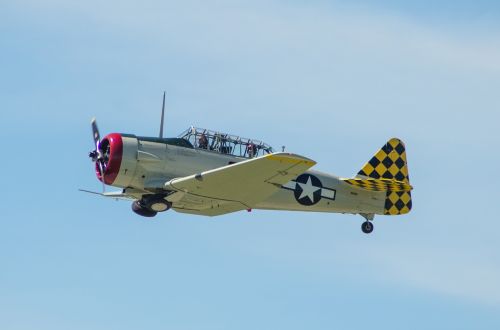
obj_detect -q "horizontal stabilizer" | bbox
[342,178,413,192]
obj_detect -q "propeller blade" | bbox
[97,159,106,193]
[90,117,105,193]
[90,117,104,160]
[91,117,100,148]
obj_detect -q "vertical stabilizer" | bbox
[357,138,412,215]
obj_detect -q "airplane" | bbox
[84,93,413,234]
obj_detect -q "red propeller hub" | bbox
[95,133,123,185]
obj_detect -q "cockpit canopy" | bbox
[178,126,274,158]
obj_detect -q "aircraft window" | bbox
[178,126,273,158]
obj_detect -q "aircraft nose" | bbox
[95,133,123,185]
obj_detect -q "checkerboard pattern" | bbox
[357,138,412,215]
[343,178,412,192]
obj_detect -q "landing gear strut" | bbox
[361,221,374,234]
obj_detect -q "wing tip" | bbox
[266,153,316,166]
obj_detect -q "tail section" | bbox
[357,138,412,215]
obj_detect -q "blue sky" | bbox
[1,0,499,329]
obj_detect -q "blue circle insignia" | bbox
[294,174,323,206]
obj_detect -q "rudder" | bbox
[357,138,412,215]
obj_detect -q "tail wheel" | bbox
[132,201,157,217]
[361,221,374,234]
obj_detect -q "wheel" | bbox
[143,196,172,212]
[361,221,374,234]
[132,201,157,217]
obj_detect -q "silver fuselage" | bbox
[111,135,386,215]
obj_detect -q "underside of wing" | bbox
[165,153,316,216]
[173,201,247,216]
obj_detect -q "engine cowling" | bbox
[95,133,138,187]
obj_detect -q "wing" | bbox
[165,153,316,216]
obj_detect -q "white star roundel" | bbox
[281,174,337,206]
[294,174,323,206]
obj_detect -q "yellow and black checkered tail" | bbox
[357,138,412,215]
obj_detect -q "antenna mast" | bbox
[159,91,166,138]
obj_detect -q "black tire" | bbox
[132,201,157,217]
[361,221,374,234]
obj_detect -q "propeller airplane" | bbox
[83,93,413,233]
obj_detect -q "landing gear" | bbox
[361,221,374,234]
[132,201,157,217]
[143,196,172,212]
[359,213,375,234]
[131,195,172,218]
